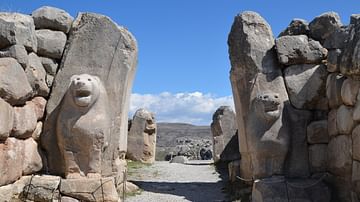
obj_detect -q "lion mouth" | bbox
[74,88,92,107]
[264,102,280,117]
[76,89,91,98]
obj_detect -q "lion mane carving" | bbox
[56,74,110,179]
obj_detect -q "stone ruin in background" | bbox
[229,11,360,201]
[0,6,137,201]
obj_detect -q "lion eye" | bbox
[274,95,278,99]
[76,78,80,80]
[263,95,269,99]
[88,78,91,81]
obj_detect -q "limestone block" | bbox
[336,105,354,134]
[61,197,79,202]
[275,35,327,65]
[328,109,338,137]
[0,98,13,140]
[0,175,30,201]
[12,102,38,139]
[352,125,360,161]
[25,52,49,97]
[327,49,342,73]
[327,135,352,176]
[60,178,119,202]
[307,120,329,144]
[284,64,328,110]
[0,45,28,68]
[41,57,58,75]
[323,27,349,49]
[309,12,343,42]
[309,144,327,173]
[0,12,37,52]
[326,73,345,109]
[127,108,157,164]
[0,58,33,105]
[43,13,137,177]
[278,18,309,37]
[22,138,43,175]
[32,6,73,33]
[341,78,360,106]
[0,138,22,186]
[36,29,67,59]
[31,121,42,141]
[28,96,47,120]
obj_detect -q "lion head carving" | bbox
[254,92,281,122]
[69,74,101,108]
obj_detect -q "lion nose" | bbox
[75,80,85,86]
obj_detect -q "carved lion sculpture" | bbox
[56,74,110,179]
[246,92,289,179]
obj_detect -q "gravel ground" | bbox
[126,161,228,202]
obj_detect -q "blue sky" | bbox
[2,0,360,125]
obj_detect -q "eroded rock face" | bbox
[278,18,309,37]
[0,45,29,68]
[0,98,13,140]
[36,29,67,59]
[327,135,352,176]
[228,11,290,179]
[309,12,343,43]
[25,52,49,97]
[32,6,73,33]
[211,106,238,162]
[42,13,138,178]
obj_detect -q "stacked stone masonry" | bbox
[229,11,360,201]
[0,6,138,201]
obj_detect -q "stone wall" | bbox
[229,11,360,201]
[0,6,137,201]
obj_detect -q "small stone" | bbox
[327,135,352,176]
[22,138,43,175]
[341,78,360,106]
[32,121,42,141]
[275,35,327,65]
[352,125,360,161]
[328,109,338,137]
[336,105,354,134]
[25,53,49,97]
[36,29,67,59]
[41,57,58,75]
[278,18,309,37]
[0,12,37,52]
[32,6,73,33]
[46,74,54,88]
[307,120,329,144]
[0,98,13,141]
[0,45,29,68]
[0,58,33,105]
[309,12,343,42]
[309,144,327,173]
[327,49,342,73]
[326,73,345,109]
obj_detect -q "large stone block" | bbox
[127,108,157,164]
[22,138,43,175]
[25,53,49,97]
[341,78,360,106]
[309,12,343,43]
[278,18,309,37]
[32,6,73,33]
[309,144,327,173]
[42,13,137,177]
[326,49,342,73]
[12,100,38,139]
[275,35,327,65]
[0,12,37,52]
[0,45,28,68]
[284,64,328,110]
[327,135,352,176]
[0,98,13,140]
[336,105,355,134]
[323,27,349,49]
[211,106,238,162]
[352,125,360,161]
[228,11,290,179]
[36,29,67,59]
[41,57,58,76]
[307,120,329,144]
[0,57,33,105]
[328,109,338,137]
[326,73,345,109]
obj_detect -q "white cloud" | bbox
[129,92,235,125]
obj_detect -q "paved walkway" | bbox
[126,161,228,202]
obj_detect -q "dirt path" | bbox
[126,161,228,202]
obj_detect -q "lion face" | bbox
[70,74,100,108]
[254,92,281,121]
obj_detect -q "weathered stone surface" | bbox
[0,138,22,186]
[0,98,13,140]
[328,109,338,137]
[327,135,352,176]
[0,45,28,68]
[32,121,42,141]
[326,73,345,109]
[43,13,138,177]
[41,57,58,75]
[337,105,354,134]
[28,96,47,120]
[60,178,119,202]
[309,144,327,173]
[353,161,360,194]
[19,175,61,201]
[26,53,49,97]
[307,120,329,144]
[228,160,240,183]
[128,108,157,164]
[309,12,343,42]
[61,196,79,202]
[32,6,73,33]
[252,177,331,202]
[36,29,67,59]
[354,102,360,122]
[284,64,328,110]
[0,57,33,105]
[0,175,31,201]
[275,35,327,65]
[0,12,37,52]
[352,125,360,161]
[211,106,238,162]
[278,18,309,37]
[22,138,43,175]
[46,74,54,88]
[341,78,360,106]
[323,26,349,49]
[12,101,38,139]
[228,11,290,179]
[170,155,188,164]
[327,49,342,72]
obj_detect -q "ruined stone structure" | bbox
[0,6,137,201]
[127,108,157,164]
[229,11,360,201]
